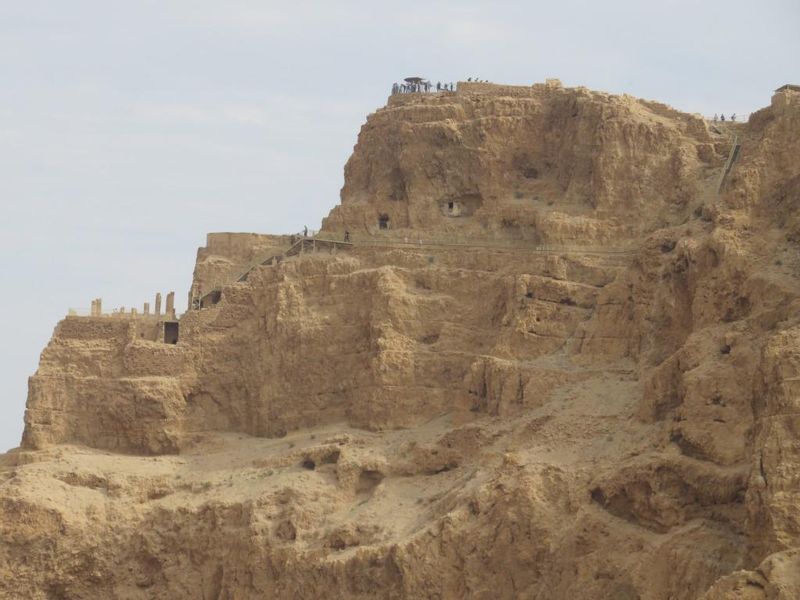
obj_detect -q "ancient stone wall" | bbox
[193,232,294,297]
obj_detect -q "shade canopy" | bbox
[403,77,427,84]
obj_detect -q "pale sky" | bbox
[1,0,798,451]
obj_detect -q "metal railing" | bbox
[321,233,637,256]
[195,231,638,308]
[203,230,319,292]
[704,115,749,124]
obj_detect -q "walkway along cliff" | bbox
[2,80,800,599]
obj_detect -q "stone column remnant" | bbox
[96,298,102,316]
[144,302,150,315]
[155,293,162,317]
[166,292,175,319]
[90,299,97,317]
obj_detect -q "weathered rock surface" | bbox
[2,81,800,599]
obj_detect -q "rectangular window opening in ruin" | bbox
[164,321,179,344]
[379,214,389,230]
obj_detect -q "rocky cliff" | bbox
[2,81,800,599]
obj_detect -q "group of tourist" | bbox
[713,113,738,122]
[391,76,496,95]
[392,81,455,94]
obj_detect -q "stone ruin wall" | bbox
[192,232,295,299]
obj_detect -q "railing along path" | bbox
[199,234,636,306]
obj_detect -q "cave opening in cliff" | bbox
[164,321,179,344]
[445,201,463,216]
[441,195,481,217]
[201,290,222,308]
[378,214,389,229]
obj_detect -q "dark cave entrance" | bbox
[164,321,179,344]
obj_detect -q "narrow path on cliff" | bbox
[198,235,635,308]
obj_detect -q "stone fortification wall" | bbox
[193,232,294,297]
[23,316,193,454]
[201,232,293,262]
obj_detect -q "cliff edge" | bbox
[2,81,800,599]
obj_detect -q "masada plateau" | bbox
[2,79,800,599]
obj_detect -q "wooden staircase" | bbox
[717,135,741,195]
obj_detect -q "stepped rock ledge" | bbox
[3,80,800,599]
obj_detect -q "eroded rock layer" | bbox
[3,81,800,599]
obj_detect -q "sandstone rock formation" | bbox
[2,81,800,599]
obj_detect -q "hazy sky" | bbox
[1,0,798,451]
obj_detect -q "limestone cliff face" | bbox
[323,81,721,244]
[24,246,621,454]
[22,316,193,454]
[4,83,800,599]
